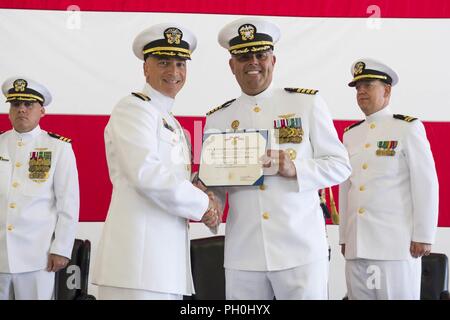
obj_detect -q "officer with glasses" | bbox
[202,17,351,299]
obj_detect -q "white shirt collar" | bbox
[366,106,392,122]
[240,82,275,105]
[13,125,41,141]
[142,83,175,114]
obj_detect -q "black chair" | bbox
[421,253,449,300]
[184,236,225,300]
[54,239,96,300]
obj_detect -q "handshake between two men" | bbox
[194,179,223,231]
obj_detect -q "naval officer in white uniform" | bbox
[203,17,351,300]
[339,58,439,300]
[0,77,79,299]
[92,23,220,300]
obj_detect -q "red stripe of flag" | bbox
[1,114,449,227]
[1,0,450,18]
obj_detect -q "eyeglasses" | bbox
[234,51,272,63]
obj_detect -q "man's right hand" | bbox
[201,192,221,228]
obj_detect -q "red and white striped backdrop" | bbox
[1,0,449,226]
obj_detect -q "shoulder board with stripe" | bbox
[48,132,72,143]
[393,114,418,122]
[131,92,151,101]
[206,98,236,116]
[284,87,319,95]
[344,120,365,132]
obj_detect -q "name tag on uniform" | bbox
[0,156,9,162]
[376,141,398,156]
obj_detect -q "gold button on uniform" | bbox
[7,225,14,232]
[231,120,240,130]
[15,162,22,168]
[286,148,297,161]
[253,106,261,113]
[12,182,20,188]
[358,208,365,214]
[370,123,376,129]
[262,212,270,220]
[9,203,16,209]
[365,143,371,148]
[362,163,368,170]
[17,141,24,147]
[359,185,365,191]
[259,184,266,191]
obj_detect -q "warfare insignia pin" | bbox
[278,113,296,119]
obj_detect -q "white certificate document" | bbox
[199,130,268,187]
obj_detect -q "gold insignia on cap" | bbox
[164,27,182,45]
[239,24,256,41]
[231,120,240,130]
[13,79,27,92]
[354,61,366,76]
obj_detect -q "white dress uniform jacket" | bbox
[92,84,209,295]
[0,125,79,273]
[339,107,439,260]
[204,85,351,271]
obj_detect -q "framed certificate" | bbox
[199,130,268,187]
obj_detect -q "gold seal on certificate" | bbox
[199,130,268,186]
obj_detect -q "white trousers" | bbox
[0,270,55,300]
[225,258,329,300]
[97,285,182,300]
[345,258,422,300]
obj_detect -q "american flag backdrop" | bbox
[1,0,449,227]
